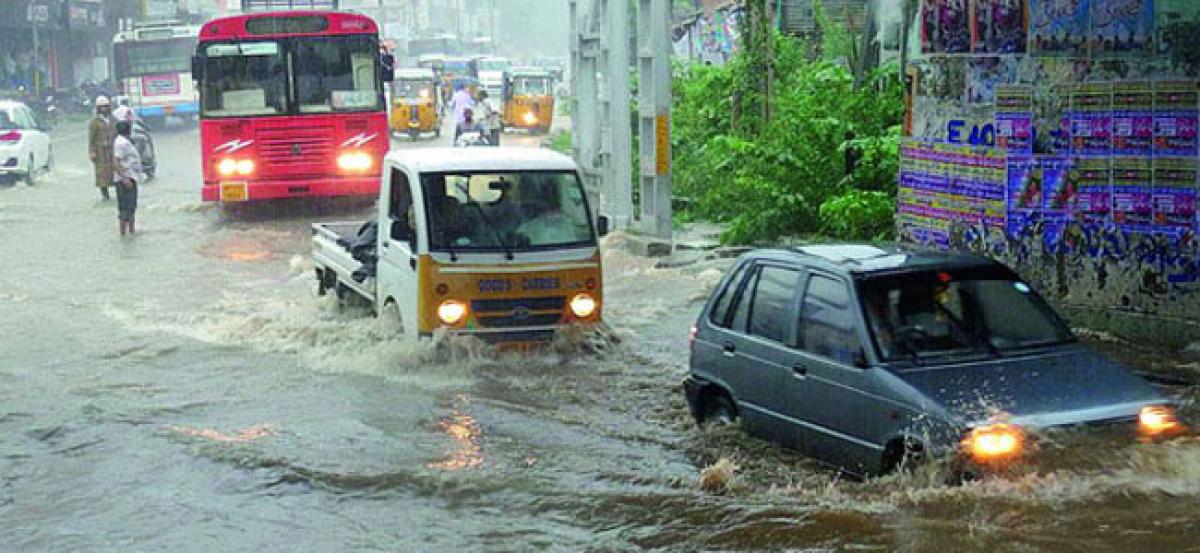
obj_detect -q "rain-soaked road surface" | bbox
[2,118,1200,552]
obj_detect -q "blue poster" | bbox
[1030,0,1090,55]
[1089,0,1154,56]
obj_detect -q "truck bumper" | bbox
[424,323,599,348]
[202,176,380,202]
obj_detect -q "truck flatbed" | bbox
[312,221,375,304]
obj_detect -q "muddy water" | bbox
[2,123,1199,551]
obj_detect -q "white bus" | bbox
[112,22,201,125]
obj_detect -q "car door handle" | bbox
[721,342,736,356]
[792,364,808,377]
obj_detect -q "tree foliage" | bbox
[671,16,902,244]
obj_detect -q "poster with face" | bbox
[1089,0,1155,56]
[971,0,1028,54]
[1029,0,1090,56]
[923,0,972,54]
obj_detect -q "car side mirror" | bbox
[596,214,610,237]
[380,54,395,82]
[191,56,204,81]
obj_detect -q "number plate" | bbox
[220,182,248,202]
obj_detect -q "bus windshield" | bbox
[421,171,595,252]
[116,37,198,78]
[200,36,381,118]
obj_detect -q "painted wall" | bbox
[902,0,1200,346]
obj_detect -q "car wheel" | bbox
[25,155,36,185]
[702,392,737,427]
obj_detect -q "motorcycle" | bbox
[454,130,490,148]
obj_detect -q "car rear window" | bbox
[747,266,799,343]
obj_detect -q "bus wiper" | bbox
[456,183,514,261]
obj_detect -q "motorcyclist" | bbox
[476,90,501,147]
[455,108,485,144]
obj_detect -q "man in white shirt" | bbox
[112,120,146,236]
[449,84,474,134]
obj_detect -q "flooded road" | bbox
[2,119,1200,552]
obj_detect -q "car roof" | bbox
[386,147,579,173]
[742,243,1001,276]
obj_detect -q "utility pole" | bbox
[636,0,672,240]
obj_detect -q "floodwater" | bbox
[2,118,1199,552]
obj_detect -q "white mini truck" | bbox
[313,148,609,345]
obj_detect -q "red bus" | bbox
[192,10,394,202]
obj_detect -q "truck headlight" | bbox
[961,423,1024,464]
[569,293,597,318]
[337,151,373,171]
[437,299,467,325]
[1138,405,1187,437]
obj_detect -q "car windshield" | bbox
[858,266,1075,362]
[200,36,381,117]
[115,37,197,78]
[421,171,594,252]
[394,80,434,99]
[513,77,550,95]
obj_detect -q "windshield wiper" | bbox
[455,183,514,261]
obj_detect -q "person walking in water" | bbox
[88,96,116,200]
[112,120,145,236]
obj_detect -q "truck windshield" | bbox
[421,171,594,252]
[513,77,550,95]
[116,37,197,78]
[858,267,1075,362]
[199,36,381,117]
[394,80,434,99]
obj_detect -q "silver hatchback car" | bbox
[684,245,1186,477]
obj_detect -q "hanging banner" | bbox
[922,0,972,54]
[1112,81,1154,157]
[1029,0,1090,56]
[970,0,1028,54]
[1088,0,1155,56]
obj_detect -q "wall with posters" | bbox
[903,0,1200,346]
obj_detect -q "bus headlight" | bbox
[217,158,238,176]
[569,293,597,318]
[1138,405,1187,437]
[961,423,1024,465]
[236,159,255,176]
[522,112,537,125]
[437,299,467,326]
[337,151,373,172]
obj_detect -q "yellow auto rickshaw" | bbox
[390,68,442,140]
[504,67,555,134]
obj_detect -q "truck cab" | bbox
[313,148,608,344]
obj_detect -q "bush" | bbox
[819,189,896,240]
[671,29,902,244]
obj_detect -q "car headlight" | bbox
[217,157,237,176]
[569,293,597,318]
[236,159,254,176]
[337,151,373,172]
[523,112,537,125]
[437,299,467,325]
[1138,405,1187,437]
[961,423,1024,465]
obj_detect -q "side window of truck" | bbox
[388,168,414,243]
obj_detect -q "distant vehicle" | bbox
[685,245,1189,478]
[112,21,201,127]
[311,148,609,346]
[477,56,511,114]
[503,67,554,134]
[0,100,52,185]
[440,56,479,102]
[389,68,442,140]
[408,34,460,65]
[192,10,393,203]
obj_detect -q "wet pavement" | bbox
[1,118,1199,552]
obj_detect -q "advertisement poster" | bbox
[967,57,1020,105]
[1089,0,1155,55]
[995,84,1034,153]
[1112,157,1154,232]
[1041,157,1073,247]
[1157,0,1200,56]
[1153,157,1198,234]
[900,140,1005,249]
[922,0,972,54]
[1111,81,1154,157]
[1071,157,1112,225]
[1030,0,1090,55]
[1006,155,1039,238]
[971,0,1028,54]
[1070,82,1113,157]
[1153,80,1199,157]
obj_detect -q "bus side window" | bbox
[388,168,414,244]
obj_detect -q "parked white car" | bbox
[0,100,52,185]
